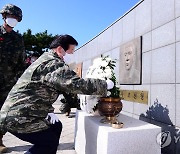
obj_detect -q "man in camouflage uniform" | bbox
[0,4,25,153]
[59,93,81,116]
[0,34,114,154]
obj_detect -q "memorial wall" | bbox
[72,0,180,153]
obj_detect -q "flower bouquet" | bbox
[79,55,120,114]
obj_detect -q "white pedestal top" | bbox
[74,110,161,154]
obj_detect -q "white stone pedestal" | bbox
[74,110,161,154]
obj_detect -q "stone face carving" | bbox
[69,62,82,78]
[75,63,83,78]
[119,37,142,84]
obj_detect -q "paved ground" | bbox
[3,103,77,154]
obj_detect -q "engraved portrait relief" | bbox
[119,37,142,84]
[75,63,83,78]
[69,62,83,78]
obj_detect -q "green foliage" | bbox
[23,29,57,56]
[109,71,120,98]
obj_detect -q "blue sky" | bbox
[0,0,140,47]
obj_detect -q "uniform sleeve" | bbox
[43,63,107,96]
[15,35,26,78]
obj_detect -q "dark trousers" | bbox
[0,90,9,109]
[12,121,62,154]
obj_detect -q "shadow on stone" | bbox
[58,142,74,150]
[55,111,76,117]
[139,98,179,154]
[68,115,76,118]
[140,98,172,125]
[84,116,99,154]
[8,144,32,152]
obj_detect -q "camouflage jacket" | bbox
[0,25,25,98]
[0,50,107,134]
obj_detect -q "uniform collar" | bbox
[49,49,64,61]
[0,25,7,34]
[0,25,14,34]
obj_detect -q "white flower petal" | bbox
[101,61,108,67]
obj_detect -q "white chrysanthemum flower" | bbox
[86,66,97,78]
[80,55,119,114]
[103,67,112,78]
[101,60,108,67]
[93,58,102,66]
[105,57,112,62]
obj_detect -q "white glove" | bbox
[46,113,59,124]
[106,79,114,90]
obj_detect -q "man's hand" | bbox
[106,79,114,90]
[46,113,59,124]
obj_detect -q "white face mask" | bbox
[5,18,18,28]
[63,54,73,64]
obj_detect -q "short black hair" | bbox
[49,34,78,51]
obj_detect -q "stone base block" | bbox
[74,110,161,154]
